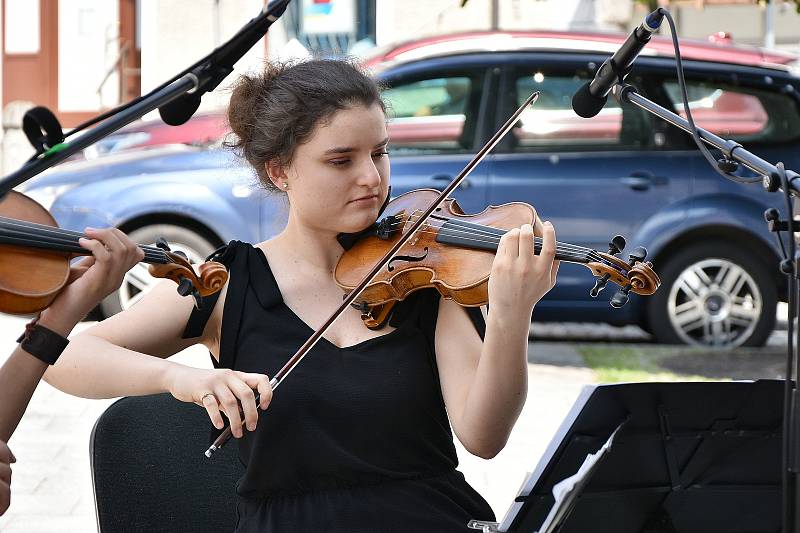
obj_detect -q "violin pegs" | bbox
[155,237,172,252]
[607,235,626,256]
[590,273,610,297]
[176,276,194,297]
[628,246,647,264]
[173,250,189,261]
[610,283,633,308]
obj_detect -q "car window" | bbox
[383,75,480,154]
[663,79,800,144]
[508,70,651,152]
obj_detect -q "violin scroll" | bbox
[586,238,660,308]
[147,242,228,308]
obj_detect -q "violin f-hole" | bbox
[387,247,429,272]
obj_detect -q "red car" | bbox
[85,30,797,158]
[82,111,228,159]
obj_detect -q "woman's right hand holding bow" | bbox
[166,366,273,438]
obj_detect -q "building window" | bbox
[5,0,40,54]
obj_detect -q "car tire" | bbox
[99,224,219,318]
[646,242,776,348]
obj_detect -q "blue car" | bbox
[19,32,800,348]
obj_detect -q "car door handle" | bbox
[619,172,667,191]
[431,174,470,191]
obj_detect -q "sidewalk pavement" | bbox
[0,314,595,532]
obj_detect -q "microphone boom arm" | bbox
[0,0,292,197]
[612,83,800,195]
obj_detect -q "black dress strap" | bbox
[181,243,238,341]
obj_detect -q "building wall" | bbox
[637,2,800,53]
[372,0,800,53]
[58,0,120,112]
[140,0,266,115]
[375,0,636,46]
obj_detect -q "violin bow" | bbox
[205,91,541,457]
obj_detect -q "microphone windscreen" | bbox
[158,94,203,126]
[571,82,608,119]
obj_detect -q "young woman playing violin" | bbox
[43,59,559,531]
[0,228,144,516]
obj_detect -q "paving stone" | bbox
[0,514,95,533]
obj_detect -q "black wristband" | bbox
[17,320,69,365]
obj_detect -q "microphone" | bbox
[571,9,665,118]
[159,0,291,126]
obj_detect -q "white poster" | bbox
[302,0,356,35]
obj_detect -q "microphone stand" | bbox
[612,84,800,194]
[610,80,800,533]
[0,0,291,198]
[0,75,198,195]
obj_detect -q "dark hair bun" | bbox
[225,59,385,193]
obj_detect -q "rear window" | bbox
[383,75,480,155]
[663,79,800,144]
[509,70,652,151]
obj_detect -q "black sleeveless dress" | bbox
[186,241,495,532]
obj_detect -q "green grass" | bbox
[578,345,719,383]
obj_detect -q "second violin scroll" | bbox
[0,190,228,315]
[334,189,660,328]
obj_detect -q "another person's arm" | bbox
[0,438,14,515]
[0,227,144,442]
[0,227,143,516]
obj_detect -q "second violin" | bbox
[0,190,227,315]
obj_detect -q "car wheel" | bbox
[99,224,219,318]
[646,242,776,347]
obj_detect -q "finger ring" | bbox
[201,392,215,402]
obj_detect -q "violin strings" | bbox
[0,227,167,264]
[380,213,603,262]
[367,217,594,262]
[440,218,604,262]
[386,212,604,261]
[0,225,168,263]
[0,225,165,262]
[377,222,595,262]
[0,217,166,252]
[424,227,590,263]
[0,217,173,263]
[403,212,603,260]
[0,217,168,257]
[0,216,168,254]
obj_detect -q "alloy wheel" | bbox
[667,258,762,347]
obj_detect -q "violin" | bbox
[335,189,660,328]
[0,190,228,315]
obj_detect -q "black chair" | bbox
[90,393,245,532]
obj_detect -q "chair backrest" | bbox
[90,393,244,532]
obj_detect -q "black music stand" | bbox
[493,380,783,533]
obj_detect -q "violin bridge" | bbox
[403,209,428,246]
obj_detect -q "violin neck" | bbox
[434,217,594,264]
[0,216,169,264]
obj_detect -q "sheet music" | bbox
[535,424,621,533]
[498,385,597,531]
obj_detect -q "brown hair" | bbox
[226,59,385,193]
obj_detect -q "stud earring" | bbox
[282,182,289,189]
